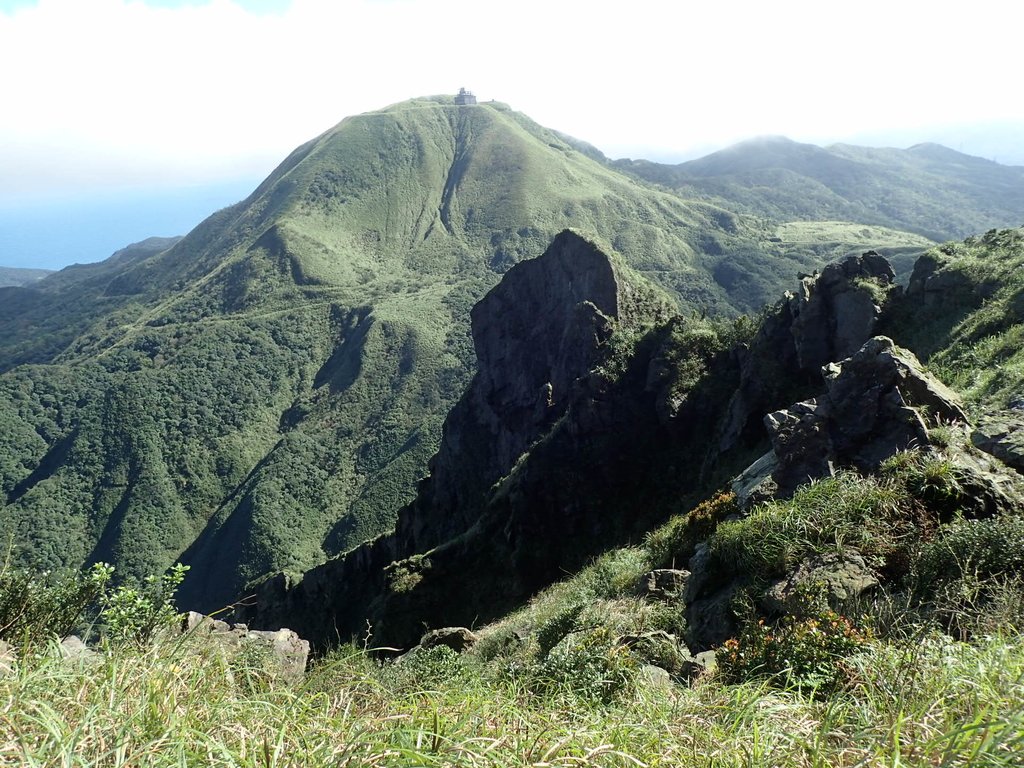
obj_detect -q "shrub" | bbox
[379,644,467,692]
[902,455,968,517]
[916,515,1024,587]
[586,547,648,599]
[0,561,112,644]
[535,603,584,658]
[646,490,738,569]
[717,609,871,693]
[533,626,637,705]
[101,563,189,646]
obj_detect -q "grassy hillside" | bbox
[4,625,1022,767]
[615,136,1024,242]
[0,98,849,612]
[885,227,1024,409]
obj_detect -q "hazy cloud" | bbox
[1,0,1022,199]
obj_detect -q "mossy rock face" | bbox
[760,550,879,617]
[972,412,1024,475]
[418,627,479,654]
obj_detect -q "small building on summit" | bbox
[455,87,477,105]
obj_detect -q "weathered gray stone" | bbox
[973,412,1024,474]
[638,569,690,601]
[59,635,100,664]
[761,551,878,616]
[0,640,15,676]
[182,610,231,634]
[638,664,673,690]
[730,450,779,511]
[419,626,479,654]
[766,336,967,495]
[178,612,310,682]
[241,628,310,683]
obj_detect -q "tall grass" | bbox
[2,630,1023,766]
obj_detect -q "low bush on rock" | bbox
[717,609,872,693]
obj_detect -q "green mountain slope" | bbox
[615,136,1024,243]
[1,97,845,611]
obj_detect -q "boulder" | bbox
[59,635,100,665]
[419,626,479,654]
[638,664,674,690]
[0,640,14,676]
[241,629,310,683]
[761,550,879,616]
[638,569,690,601]
[934,445,1024,519]
[972,412,1024,474]
[730,451,779,511]
[182,610,231,634]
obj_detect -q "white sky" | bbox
[2,0,1023,201]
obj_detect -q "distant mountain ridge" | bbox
[614,135,1024,242]
[0,266,52,287]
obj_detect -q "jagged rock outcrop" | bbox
[718,252,898,455]
[395,229,673,551]
[685,331,1024,650]
[790,251,896,369]
[240,231,676,649]
[765,336,967,495]
[906,252,984,308]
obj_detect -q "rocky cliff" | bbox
[243,236,1024,653]
[392,230,674,553]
